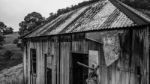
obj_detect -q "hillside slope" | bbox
[0,32,22,71]
[0,64,23,84]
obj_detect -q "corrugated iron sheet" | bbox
[26,6,90,37]
[25,0,146,38]
[119,0,150,22]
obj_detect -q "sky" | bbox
[0,0,88,31]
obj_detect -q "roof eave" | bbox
[23,24,150,39]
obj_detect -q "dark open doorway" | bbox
[47,68,52,84]
[72,53,88,84]
[45,54,52,84]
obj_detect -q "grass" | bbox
[0,32,22,71]
[4,32,19,44]
[0,59,22,70]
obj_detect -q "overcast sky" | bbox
[0,0,88,31]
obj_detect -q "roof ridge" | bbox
[109,0,150,25]
[117,0,150,23]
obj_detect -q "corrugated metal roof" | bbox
[25,0,149,38]
[27,6,89,37]
[118,0,150,22]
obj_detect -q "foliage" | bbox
[0,21,14,47]
[19,12,45,36]
[13,38,23,50]
[17,43,23,50]
[0,22,6,32]
[0,32,22,71]
[18,0,100,36]
[3,27,14,35]
[3,50,14,60]
[46,0,100,22]
[13,38,18,44]
[0,21,14,35]
[0,34,5,47]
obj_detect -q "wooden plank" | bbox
[23,42,27,84]
[60,42,71,84]
[27,41,31,84]
[54,41,59,84]
[42,41,48,84]
[72,40,88,54]
[48,41,56,84]
[24,28,149,84]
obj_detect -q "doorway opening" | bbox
[45,54,52,84]
[72,53,88,84]
[47,68,52,84]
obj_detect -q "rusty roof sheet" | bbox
[25,0,149,38]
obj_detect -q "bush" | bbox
[11,52,23,60]
[13,38,18,44]
[0,34,5,47]
[3,27,14,35]
[17,43,24,50]
[3,50,14,60]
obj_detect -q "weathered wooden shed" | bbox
[22,0,149,84]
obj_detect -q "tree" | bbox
[3,27,14,35]
[0,22,6,48]
[0,21,7,33]
[3,50,14,60]
[0,34,5,48]
[13,38,19,44]
[19,12,45,36]
[46,0,100,22]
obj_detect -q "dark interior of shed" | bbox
[72,53,88,84]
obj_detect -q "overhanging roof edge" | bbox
[22,24,150,39]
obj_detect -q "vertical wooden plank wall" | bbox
[72,40,88,54]
[26,40,45,84]
[60,42,70,84]
[23,42,27,84]
[143,27,149,84]
[48,39,59,84]
[40,41,48,84]
[96,30,134,84]
[36,41,40,84]
[97,29,149,84]
[48,41,55,84]
[27,41,31,84]
[147,27,149,84]
[55,41,60,84]
[24,28,149,84]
